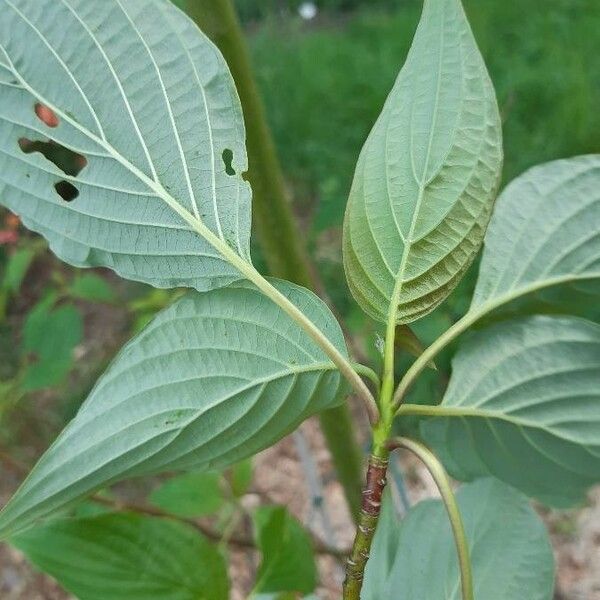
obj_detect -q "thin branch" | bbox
[90,494,252,547]
[90,494,349,559]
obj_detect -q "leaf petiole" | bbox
[387,437,474,600]
[352,363,381,390]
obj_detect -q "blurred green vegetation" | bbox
[250,0,599,234]
[235,0,410,23]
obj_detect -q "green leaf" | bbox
[0,0,252,292]
[470,155,600,323]
[343,0,502,324]
[362,478,554,600]
[421,315,600,507]
[393,155,600,406]
[0,280,346,538]
[22,300,83,391]
[253,506,317,595]
[72,498,113,518]
[2,247,35,292]
[69,273,116,303]
[12,513,229,600]
[150,471,225,518]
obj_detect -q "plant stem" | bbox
[342,369,394,596]
[185,0,368,518]
[343,452,389,599]
[341,239,401,596]
[318,409,365,519]
[387,437,474,600]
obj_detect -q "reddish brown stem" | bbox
[343,454,389,599]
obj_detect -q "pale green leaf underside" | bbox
[343,0,502,324]
[392,154,600,405]
[12,513,229,600]
[0,280,347,539]
[0,0,251,291]
[471,155,600,322]
[362,478,554,600]
[423,315,600,507]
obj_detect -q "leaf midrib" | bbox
[388,2,447,321]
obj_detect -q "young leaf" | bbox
[420,315,600,507]
[0,280,347,539]
[343,0,502,324]
[362,478,554,600]
[470,155,600,322]
[12,513,229,600]
[149,471,225,518]
[253,506,317,596]
[0,0,251,291]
